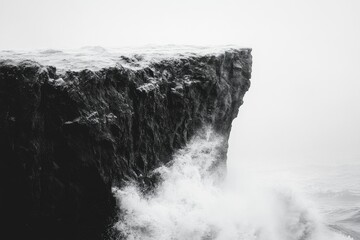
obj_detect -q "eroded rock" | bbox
[0,47,252,240]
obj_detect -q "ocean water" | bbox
[230,160,360,240]
[272,163,360,239]
[112,128,359,240]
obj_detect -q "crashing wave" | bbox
[112,128,353,240]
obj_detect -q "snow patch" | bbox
[0,45,251,73]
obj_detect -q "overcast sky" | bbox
[1,0,359,166]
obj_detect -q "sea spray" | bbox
[112,128,353,240]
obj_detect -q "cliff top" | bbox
[0,45,251,73]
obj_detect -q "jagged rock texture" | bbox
[0,48,252,240]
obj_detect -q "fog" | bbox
[1,0,359,166]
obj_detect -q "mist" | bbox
[1,0,360,166]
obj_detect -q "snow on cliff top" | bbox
[0,45,251,72]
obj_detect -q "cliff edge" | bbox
[0,46,252,240]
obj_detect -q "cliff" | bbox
[0,46,252,240]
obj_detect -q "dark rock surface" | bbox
[0,47,252,240]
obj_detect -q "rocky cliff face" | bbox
[0,46,252,240]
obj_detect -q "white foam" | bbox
[112,128,353,240]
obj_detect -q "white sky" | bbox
[1,0,359,165]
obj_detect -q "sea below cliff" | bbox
[114,127,360,240]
